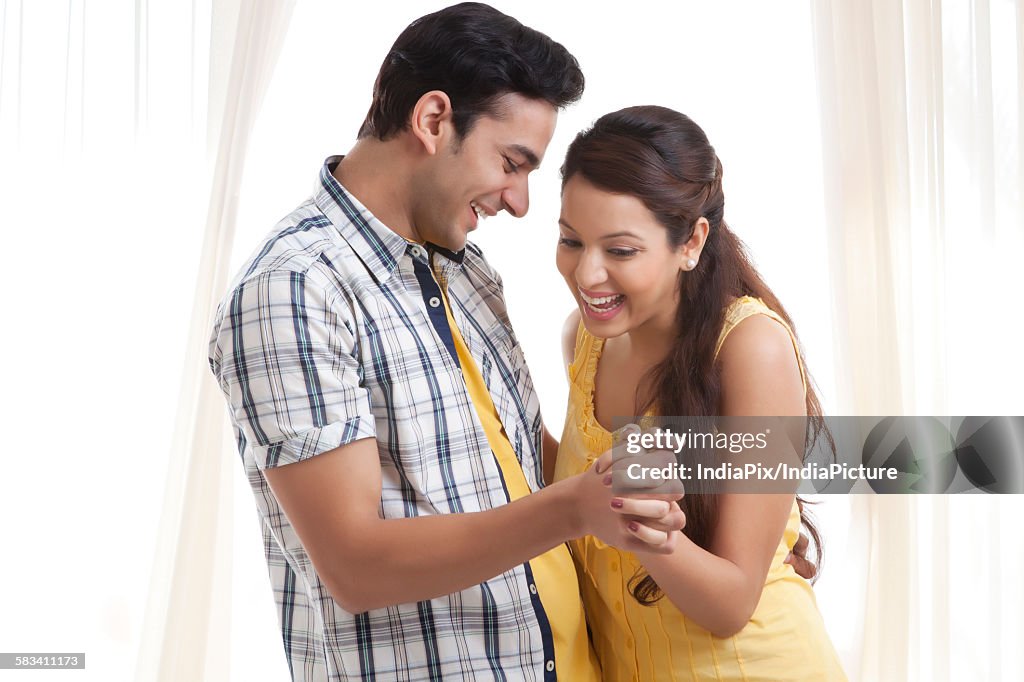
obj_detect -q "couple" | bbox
[209,3,845,680]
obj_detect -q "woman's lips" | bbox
[579,289,626,321]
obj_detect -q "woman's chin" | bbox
[580,305,630,339]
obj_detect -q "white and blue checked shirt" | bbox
[209,158,558,681]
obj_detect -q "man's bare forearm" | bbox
[322,480,581,612]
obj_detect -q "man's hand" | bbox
[784,531,817,580]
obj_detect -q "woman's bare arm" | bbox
[628,314,806,637]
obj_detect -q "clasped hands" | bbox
[569,425,818,578]
[571,425,686,555]
[570,427,819,579]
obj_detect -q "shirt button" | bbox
[429,296,441,308]
[529,583,538,595]
[545,660,555,672]
[410,245,424,258]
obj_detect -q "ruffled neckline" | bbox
[568,329,617,458]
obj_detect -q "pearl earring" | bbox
[686,258,697,270]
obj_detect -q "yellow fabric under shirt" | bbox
[437,280,599,682]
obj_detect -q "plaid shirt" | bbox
[209,158,556,681]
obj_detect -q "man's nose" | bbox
[501,177,530,218]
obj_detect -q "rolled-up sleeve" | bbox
[209,267,376,469]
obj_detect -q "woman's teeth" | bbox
[580,291,626,309]
[471,202,486,220]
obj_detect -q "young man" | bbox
[208,4,684,680]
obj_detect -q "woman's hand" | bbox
[596,436,688,546]
[570,443,686,553]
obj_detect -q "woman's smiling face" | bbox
[556,175,690,340]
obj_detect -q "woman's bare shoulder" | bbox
[717,314,804,416]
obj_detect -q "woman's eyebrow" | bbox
[557,219,641,241]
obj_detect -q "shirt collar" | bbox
[314,156,408,284]
[426,241,466,265]
[313,156,466,283]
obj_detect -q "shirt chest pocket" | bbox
[464,317,535,441]
[464,316,525,390]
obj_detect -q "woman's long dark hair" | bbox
[561,106,829,604]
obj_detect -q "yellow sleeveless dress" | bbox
[554,297,847,681]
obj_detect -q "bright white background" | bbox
[2,1,1019,680]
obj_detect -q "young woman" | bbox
[552,106,846,681]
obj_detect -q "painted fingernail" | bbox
[611,498,623,509]
[628,521,639,532]
[602,474,613,486]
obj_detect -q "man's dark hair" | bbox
[358,2,584,141]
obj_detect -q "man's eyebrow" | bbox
[507,144,540,169]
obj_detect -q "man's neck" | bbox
[332,139,418,241]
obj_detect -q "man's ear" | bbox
[409,90,454,155]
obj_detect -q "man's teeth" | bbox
[471,202,486,219]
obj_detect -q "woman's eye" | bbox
[608,248,639,257]
[558,237,582,248]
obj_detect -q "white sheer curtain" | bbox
[1,3,213,680]
[134,1,295,681]
[811,0,1024,680]
[0,1,293,680]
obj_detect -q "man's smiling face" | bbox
[410,92,557,250]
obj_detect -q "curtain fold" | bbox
[135,2,296,680]
[811,0,1023,679]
